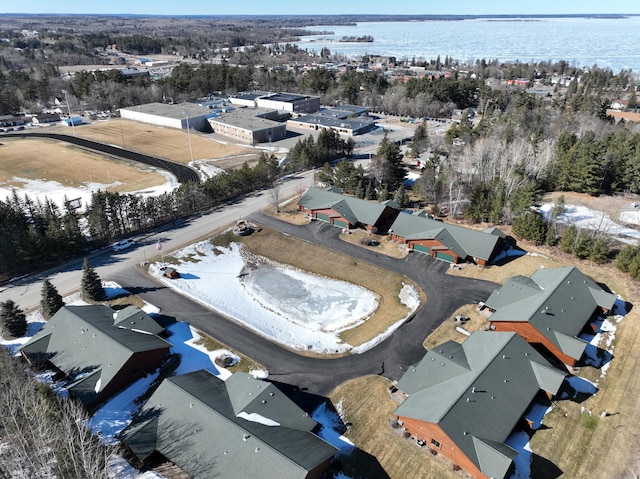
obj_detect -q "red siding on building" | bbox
[398,416,490,479]
[490,321,578,366]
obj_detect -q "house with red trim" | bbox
[389,211,505,265]
[394,331,566,479]
[20,305,172,410]
[483,266,616,366]
[298,187,399,233]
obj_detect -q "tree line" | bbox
[0,153,280,282]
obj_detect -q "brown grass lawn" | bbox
[333,234,640,479]
[75,119,261,166]
[330,376,474,479]
[0,136,167,192]
[211,227,425,352]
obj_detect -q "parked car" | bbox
[112,239,136,251]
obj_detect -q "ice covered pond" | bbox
[242,264,377,332]
[149,241,420,353]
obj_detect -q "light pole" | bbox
[184,110,194,164]
[61,89,76,136]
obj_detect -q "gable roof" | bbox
[390,212,502,262]
[299,187,397,227]
[123,370,337,479]
[20,305,171,405]
[394,331,566,479]
[485,267,617,361]
[113,306,165,336]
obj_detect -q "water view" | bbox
[296,16,640,72]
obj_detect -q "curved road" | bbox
[4,132,199,183]
[113,213,498,397]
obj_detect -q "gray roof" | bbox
[20,305,171,405]
[208,107,282,132]
[299,187,397,228]
[123,370,337,479]
[485,267,617,361]
[112,306,165,336]
[395,331,566,479]
[390,211,502,262]
[119,102,211,120]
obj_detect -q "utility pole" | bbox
[61,89,76,136]
[184,110,194,163]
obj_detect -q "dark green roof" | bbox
[299,187,396,227]
[394,332,566,479]
[123,370,337,479]
[20,305,171,405]
[113,306,165,336]
[390,212,502,261]
[485,267,617,361]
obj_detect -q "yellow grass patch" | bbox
[75,119,260,166]
[0,137,167,192]
[330,376,473,479]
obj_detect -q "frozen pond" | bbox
[243,265,378,332]
[147,241,420,353]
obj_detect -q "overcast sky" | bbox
[2,0,640,16]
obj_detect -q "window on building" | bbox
[431,438,441,448]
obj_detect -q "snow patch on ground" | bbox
[0,171,178,211]
[188,159,225,180]
[540,203,640,244]
[149,241,418,354]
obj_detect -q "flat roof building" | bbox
[229,91,320,115]
[208,107,287,144]
[119,102,215,131]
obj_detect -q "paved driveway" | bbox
[116,213,498,397]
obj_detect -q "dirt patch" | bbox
[0,136,167,192]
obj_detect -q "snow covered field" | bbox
[0,171,179,211]
[149,241,420,354]
[540,203,640,245]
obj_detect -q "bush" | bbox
[512,210,546,245]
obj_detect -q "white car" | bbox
[112,239,136,251]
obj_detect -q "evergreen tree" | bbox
[409,122,429,158]
[1,300,27,338]
[512,210,546,245]
[40,280,64,320]
[559,224,577,254]
[393,184,406,208]
[81,258,105,302]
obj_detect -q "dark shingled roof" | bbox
[20,305,171,406]
[122,370,337,479]
[485,266,617,361]
[395,332,566,479]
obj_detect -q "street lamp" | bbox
[61,89,76,136]
[184,110,194,164]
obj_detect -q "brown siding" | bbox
[89,348,169,409]
[408,239,460,263]
[304,458,332,479]
[398,417,489,479]
[490,321,578,366]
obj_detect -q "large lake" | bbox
[295,17,640,73]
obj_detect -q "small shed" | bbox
[163,267,180,279]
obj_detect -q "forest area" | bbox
[1,15,640,282]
